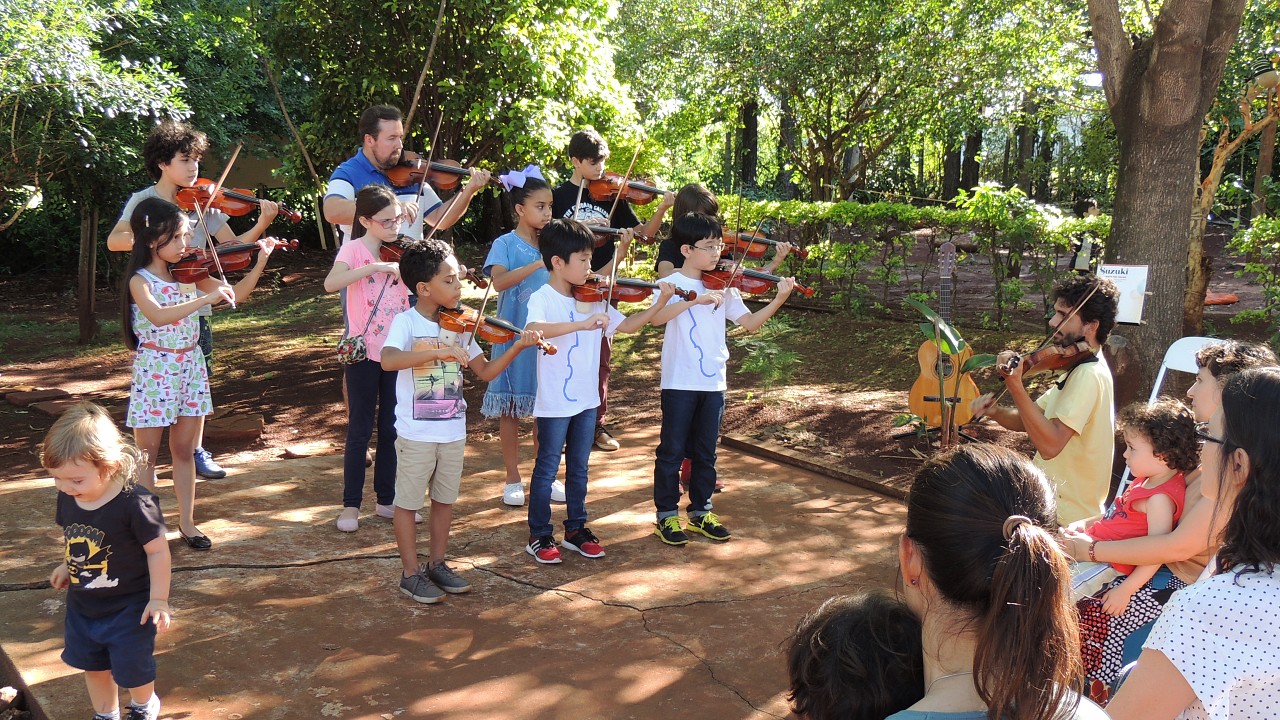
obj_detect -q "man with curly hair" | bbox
[972,273,1121,524]
[106,121,280,481]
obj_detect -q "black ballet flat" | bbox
[178,530,212,551]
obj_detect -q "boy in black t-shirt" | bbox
[43,403,172,720]
[551,129,673,451]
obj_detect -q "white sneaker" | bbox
[551,480,566,503]
[376,503,422,523]
[336,507,360,532]
[503,483,525,507]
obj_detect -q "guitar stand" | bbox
[892,395,980,443]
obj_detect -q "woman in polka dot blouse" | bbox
[1106,367,1280,720]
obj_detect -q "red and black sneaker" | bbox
[562,527,606,558]
[526,534,562,564]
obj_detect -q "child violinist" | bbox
[654,183,792,279]
[121,197,280,551]
[107,121,280,482]
[649,212,794,545]
[324,185,411,533]
[380,238,542,602]
[522,219,674,564]
[481,167,564,508]
[43,402,172,720]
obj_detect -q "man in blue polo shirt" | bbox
[323,104,490,243]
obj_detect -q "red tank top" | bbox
[1086,473,1186,575]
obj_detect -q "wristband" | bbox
[1088,540,1099,563]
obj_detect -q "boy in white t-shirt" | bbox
[381,238,542,603]
[522,219,675,564]
[648,212,795,545]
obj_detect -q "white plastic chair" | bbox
[1114,336,1218,496]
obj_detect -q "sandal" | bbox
[178,530,212,551]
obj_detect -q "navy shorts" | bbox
[62,599,157,688]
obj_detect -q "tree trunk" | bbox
[776,95,800,199]
[78,202,99,344]
[962,130,982,190]
[1016,97,1037,195]
[1036,118,1055,200]
[1253,118,1276,218]
[738,99,759,189]
[942,146,962,200]
[1000,134,1012,187]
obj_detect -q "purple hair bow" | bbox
[499,164,545,192]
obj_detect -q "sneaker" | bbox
[687,512,732,541]
[193,448,227,479]
[336,507,359,532]
[562,527,605,558]
[376,503,422,523]
[124,695,160,720]
[399,571,445,603]
[594,425,620,452]
[550,479,567,503]
[426,561,472,593]
[654,516,689,546]
[503,482,525,507]
[526,534,562,564]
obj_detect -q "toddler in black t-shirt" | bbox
[43,402,172,720]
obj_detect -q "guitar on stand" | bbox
[906,241,980,445]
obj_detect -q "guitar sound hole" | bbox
[939,356,953,377]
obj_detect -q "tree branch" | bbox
[1087,0,1132,105]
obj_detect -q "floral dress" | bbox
[126,269,213,428]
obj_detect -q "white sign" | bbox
[1097,264,1149,325]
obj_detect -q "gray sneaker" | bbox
[399,571,445,604]
[425,561,472,594]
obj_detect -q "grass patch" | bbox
[0,314,126,364]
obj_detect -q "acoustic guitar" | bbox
[908,242,980,428]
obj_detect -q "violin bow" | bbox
[416,111,446,214]
[190,141,244,307]
[461,269,496,350]
[602,142,644,308]
[724,216,770,291]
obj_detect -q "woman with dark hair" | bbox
[891,444,1105,720]
[1106,367,1280,719]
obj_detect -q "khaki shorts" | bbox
[393,437,466,509]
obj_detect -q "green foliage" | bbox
[732,315,801,398]
[956,184,1043,327]
[1228,216,1280,338]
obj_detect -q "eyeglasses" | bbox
[1195,423,1225,445]
[369,216,401,230]
[693,243,726,253]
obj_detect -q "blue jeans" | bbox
[654,389,724,520]
[343,358,398,508]
[529,407,596,538]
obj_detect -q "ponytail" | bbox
[906,444,1083,720]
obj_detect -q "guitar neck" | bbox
[940,277,952,323]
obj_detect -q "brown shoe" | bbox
[594,426,620,452]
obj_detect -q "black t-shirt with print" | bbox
[551,180,641,272]
[56,485,167,618]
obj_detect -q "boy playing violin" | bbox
[648,213,795,545]
[379,238,542,603]
[552,129,674,452]
[521,219,674,564]
[106,121,280,481]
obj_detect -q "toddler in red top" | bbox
[1066,397,1199,616]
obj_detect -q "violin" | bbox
[176,179,302,222]
[376,237,489,289]
[1000,339,1095,379]
[722,227,808,260]
[438,305,557,355]
[703,265,815,297]
[170,238,299,284]
[586,224,654,247]
[587,171,668,205]
[571,275,696,304]
[385,151,497,190]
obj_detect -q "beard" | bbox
[375,147,401,171]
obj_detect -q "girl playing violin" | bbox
[654,184,792,279]
[481,169,562,508]
[107,121,280,482]
[324,185,411,534]
[120,198,281,551]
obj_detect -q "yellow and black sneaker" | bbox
[654,516,690,546]
[687,512,732,541]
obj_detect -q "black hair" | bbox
[1072,198,1099,218]
[351,185,398,240]
[357,105,402,143]
[1215,367,1280,577]
[509,177,552,207]
[906,444,1081,720]
[142,121,208,181]
[567,129,609,161]
[671,212,723,249]
[120,198,186,351]
[673,183,720,220]
[786,591,924,720]
[1195,340,1278,379]
[539,218,595,270]
[1051,274,1120,344]
[398,237,453,297]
